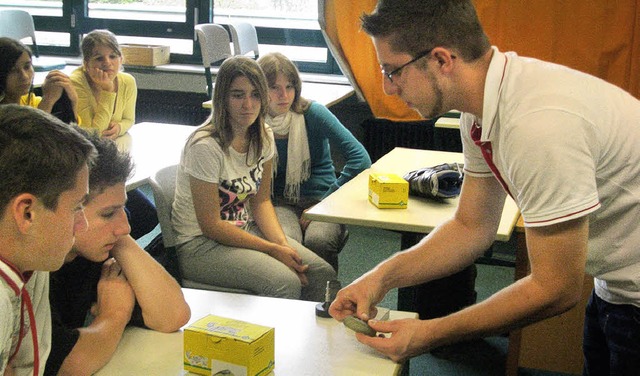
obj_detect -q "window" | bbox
[0,0,340,74]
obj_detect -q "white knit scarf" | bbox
[267,110,311,203]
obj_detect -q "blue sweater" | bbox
[273,101,371,202]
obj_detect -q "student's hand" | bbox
[86,67,116,92]
[269,243,309,286]
[299,208,312,232]
[329,272,385,322]
[356,318,431,363]
[39,70,69,110]
[101,121,121,139]
[92,258,135,323]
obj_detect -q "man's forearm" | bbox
[375,217,494,292]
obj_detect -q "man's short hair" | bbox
[361,0,491,62]
[75,128,134,200]
[0,105,97,212]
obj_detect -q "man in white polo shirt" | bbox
[329,1,640,374]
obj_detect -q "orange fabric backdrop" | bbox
[323,0,640,121]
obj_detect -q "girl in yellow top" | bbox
[0,37,80,122]
[70,30,136,139]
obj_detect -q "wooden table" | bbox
[115,122,195,190]
[202,81,354,109]
[95,288,417,376]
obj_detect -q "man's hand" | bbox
[329,273,386,322]
[92,258,135,322]
[357,318,432,363]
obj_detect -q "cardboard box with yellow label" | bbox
[368,172,409,209]
[184,314,275,376]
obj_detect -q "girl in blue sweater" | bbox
[258,52,371,271]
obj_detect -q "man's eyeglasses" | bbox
[381,49,433,84]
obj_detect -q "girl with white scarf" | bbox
[259,53,371,271]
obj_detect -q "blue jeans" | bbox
[583,290,640,375]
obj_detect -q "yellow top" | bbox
[70,67,136,135]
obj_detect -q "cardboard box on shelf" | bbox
[121,44,170,66]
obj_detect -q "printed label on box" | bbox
[368,172,409,209]
[184,315,275,376]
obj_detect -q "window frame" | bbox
[16,0,340,74]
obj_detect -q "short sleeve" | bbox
[183,137,224,184]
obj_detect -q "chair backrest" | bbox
[227,21,259,59]
[194,23,232,97]
[0,10,39,56]
[194,23,232,67]
[148,164,179,248]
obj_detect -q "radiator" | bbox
[136,89,210,126]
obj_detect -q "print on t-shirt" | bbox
[218,157,264,226]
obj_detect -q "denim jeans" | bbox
[583,290,640,375]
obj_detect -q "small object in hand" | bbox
[403,162,464,199]
[343,315,377,337]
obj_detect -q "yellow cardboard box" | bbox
[184,315,275,376]
[368,172,409,209]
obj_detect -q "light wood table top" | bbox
[115,122,195,191]
[305,147,520,241]
[96,288,417,376]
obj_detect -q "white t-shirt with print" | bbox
[172,128,275,245]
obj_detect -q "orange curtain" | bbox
[323,0,640,121]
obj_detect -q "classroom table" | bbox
[95,288,417,376]
[305,147,519,240]
[115,122,195,190]
[202,81,354,109]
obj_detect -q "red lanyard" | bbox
[0,262,39,376]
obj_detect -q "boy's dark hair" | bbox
[361,0,491,62]
[75,128,134,200]
[0,105,97,212]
